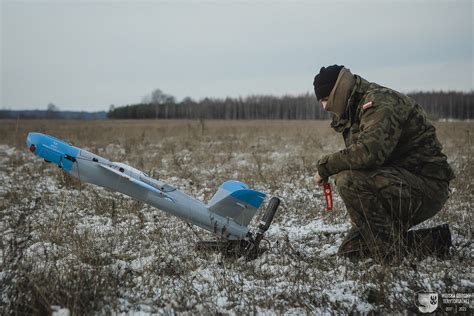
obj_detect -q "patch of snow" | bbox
[320,244,339,257]
[268,219,349,240]
[51,306,70,316]
[460,279,474,288]
[0,145,16,156]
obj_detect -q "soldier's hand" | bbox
[313,172,327,186]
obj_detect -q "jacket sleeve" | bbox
[317,100,404,178]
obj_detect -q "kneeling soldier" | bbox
[312,65,455,262]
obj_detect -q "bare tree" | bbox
[46,103,60,118]
[142,89,176,104]
[47,103,59,112]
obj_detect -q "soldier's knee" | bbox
[335,170,352,188]
[335,170,370,192]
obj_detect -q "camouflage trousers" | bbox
[334,167,449,260]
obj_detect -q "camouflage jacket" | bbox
[317,75,455,181]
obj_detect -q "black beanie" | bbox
[313,65,344,100]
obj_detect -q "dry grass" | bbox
[0,119,472,314]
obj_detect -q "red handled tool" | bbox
[323,182,333,211]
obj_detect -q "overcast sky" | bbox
[1,0,472,111]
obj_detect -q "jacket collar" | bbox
[330,75,370,133]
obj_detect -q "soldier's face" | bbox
[319,97,328,110]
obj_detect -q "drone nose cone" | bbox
[25,132,80,172]
[27,132,47,154]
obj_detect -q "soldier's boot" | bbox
[338,227,371,261]
[407,224,452,259]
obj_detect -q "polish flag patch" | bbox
[362,101,374,110]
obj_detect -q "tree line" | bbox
[108,94,331,120]
[409,91,472,120]
[108,91,473,120]
[0,110,107,119]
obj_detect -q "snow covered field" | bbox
[1,120,472,314]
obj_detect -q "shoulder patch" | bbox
[362,101,374,110]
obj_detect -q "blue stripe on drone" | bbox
[221,180,249,191]
[221,180,266,209]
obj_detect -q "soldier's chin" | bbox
[323,101,336,113]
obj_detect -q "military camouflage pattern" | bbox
[335,167,449,259]
[317,76,455,181]
[317,75,455,260]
